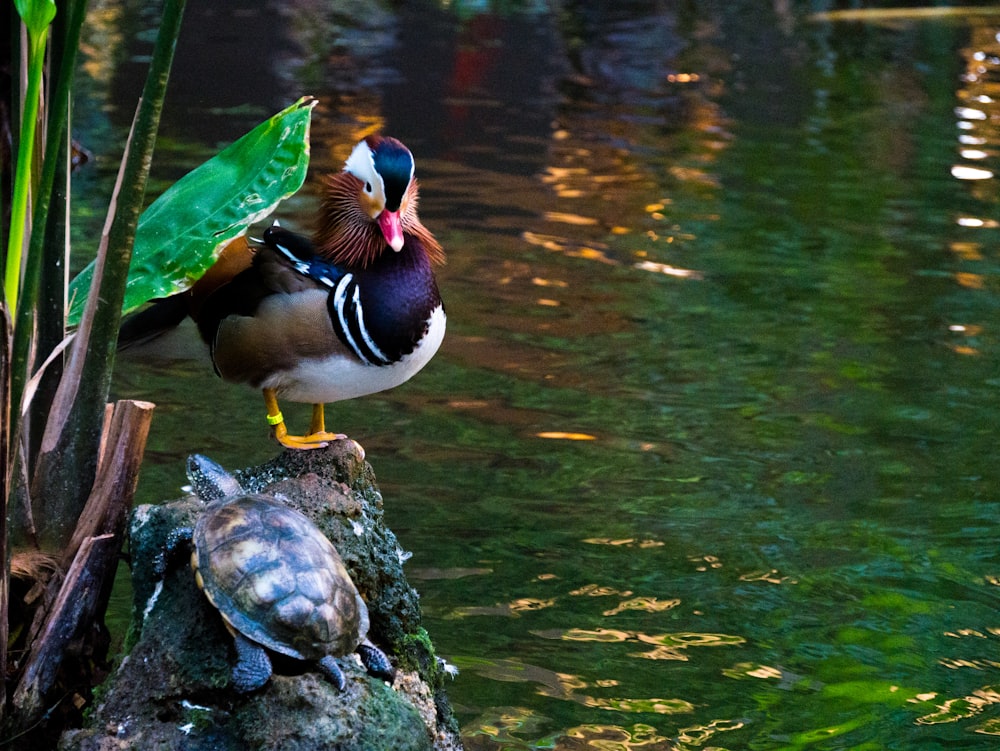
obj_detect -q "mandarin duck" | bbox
[130,136,446,449]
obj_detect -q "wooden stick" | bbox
[11,534,116,725]
[62,399,154,568]
[11,399,154,730]
[95,402,116,479]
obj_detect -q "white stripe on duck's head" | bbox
[344,136,415,252]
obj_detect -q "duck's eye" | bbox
[364,181,373,193]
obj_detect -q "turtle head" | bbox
[186,454,244,502]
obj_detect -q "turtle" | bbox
[159,454,395,693]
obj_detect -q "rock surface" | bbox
[60,441,463,751]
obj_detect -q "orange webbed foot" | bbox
[272,427,344,450]
[263,391,346,451]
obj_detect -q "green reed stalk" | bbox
[5,0,57,318]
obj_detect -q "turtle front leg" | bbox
[231,631,273,693]
[357,639,395,683]
[154,526,194,578]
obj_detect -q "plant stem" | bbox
[31,0,187,549]
[12,0,90,466]
[4,26,48,319]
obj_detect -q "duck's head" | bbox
[345,136,413,252]
[315,135,443,267]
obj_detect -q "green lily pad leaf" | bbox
[67,96,316,327]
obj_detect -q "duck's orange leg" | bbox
[263,389,343,450]
[307,403,347,442]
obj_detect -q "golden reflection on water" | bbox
[946,322,982,356]
[466,712,716,751]
[450,597,558,618]
[954,270,985,290]
[948,23,1000,343]
[906,622,1000,733]
[464,706,558,750]
[938,657,1000,670]
[570,584,634,597]
[721,662,782,681]
[601,598,679,617]
[468,713,744,750]
[916,686,1000,727]
[561,723,675,750]
[583,538,665,549]
[950,241,984,261]
[977,718,1000,736]
[531,626,745,663]
[536,432,599,441]
[522,231,619,265]
[631,260,703,279]
[461,657,696,734]
[737,569,797,585]
[544,211,601,227]
[525,58,726,293]
[532,276,569,288]
[584,698,695,715]
[955,28,1000,199]
[689,555,723,571]
[539,627,632,643]
[78,3,124,84]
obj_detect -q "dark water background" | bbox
[70,1,1000,748]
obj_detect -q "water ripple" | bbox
[532,627,746,663]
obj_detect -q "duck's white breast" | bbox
[265,304,446,404]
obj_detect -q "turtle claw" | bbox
[318,655,347,691]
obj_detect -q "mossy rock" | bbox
[60,441,462,751]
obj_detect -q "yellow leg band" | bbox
[266,411,284,426]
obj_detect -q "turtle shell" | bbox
[192,494,368,661]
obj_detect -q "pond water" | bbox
[72,1,1000,749]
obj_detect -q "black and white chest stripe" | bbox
[270,240,394,367]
